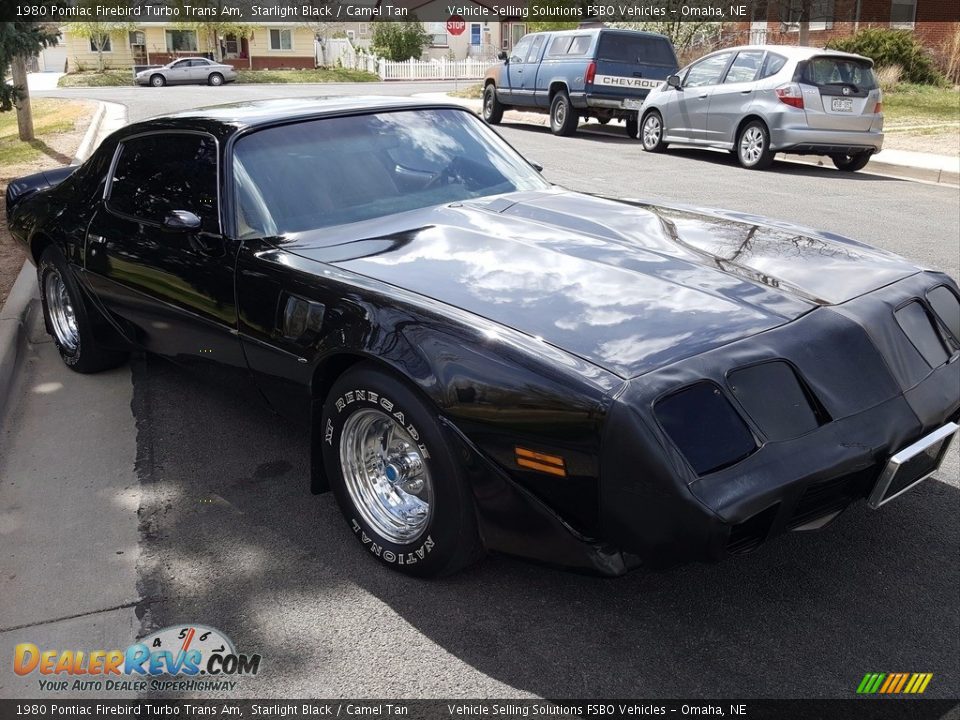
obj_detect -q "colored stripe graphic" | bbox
[857,673,932,694]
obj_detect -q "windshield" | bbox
[233,108,549,237]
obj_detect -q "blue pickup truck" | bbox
[482,27,679,137]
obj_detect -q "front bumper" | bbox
[600,272,959,569]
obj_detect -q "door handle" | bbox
[88,234,107,245]
[740,89,753,95]
[698,93,708,99]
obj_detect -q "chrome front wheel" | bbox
[44,268,79,353]
[339,407,433,544]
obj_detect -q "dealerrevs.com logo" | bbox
[14,625,261,693]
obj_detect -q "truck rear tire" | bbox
[482,84,504,125]
[550,91,578,136]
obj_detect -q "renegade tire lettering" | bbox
[325,418,334,445]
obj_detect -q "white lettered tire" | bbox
[321,362,483,577]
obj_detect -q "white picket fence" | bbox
[341,52,488,81]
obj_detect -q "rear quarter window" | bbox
[548,36,572,56]
[759,52,787,79]
[597,33,676,66]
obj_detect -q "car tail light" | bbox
[775,83,804,109]
[874,100,883,113]
[585,61,596,85]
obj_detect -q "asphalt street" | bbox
[2,83,958,700]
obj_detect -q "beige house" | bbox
[332,0,528,60]
[62,23,317,72]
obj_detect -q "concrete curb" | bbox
[779,153,960,186]
[0,100,109,419]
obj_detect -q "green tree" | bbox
[371,19,429,61]
[611,18,720,53]
[0,21,61,141]
[70,21,136,71]
[526,0,583,32]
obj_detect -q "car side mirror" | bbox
[498,51,508,62]
[667,74,682,90]
[163,210,202,232]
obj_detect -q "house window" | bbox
[165,30,198,52]
[426,23,447,47]
[359,24,369,36]
[89,34,112,52]
[470,23,481,46]
[224,34,240,57]
[128,31,144,46]
[784,0,835,31]
[269,29,292,51]
[890,0,916,27]
[346,30,356,42]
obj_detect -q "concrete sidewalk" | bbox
[417,92,960,186]
[26,72,65,92]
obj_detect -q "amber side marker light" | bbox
[515,447,567,477]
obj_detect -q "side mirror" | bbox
[163,210,201,232]
[667,74,682,90]
[497,51,508,62]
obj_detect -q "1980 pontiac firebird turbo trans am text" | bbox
[6,98,959,577]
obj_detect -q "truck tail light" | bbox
[585,61,596,85]
[775,83,804,109]
[874,100,883,113]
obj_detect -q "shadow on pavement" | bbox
[130,354,959,699]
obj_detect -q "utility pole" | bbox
[10,54,34,142]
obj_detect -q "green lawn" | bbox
[234,68,378,83]
[883,84,960,126]
[0,99,91,166]
[58,70,133,87]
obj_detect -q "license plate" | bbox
[868,422,958,509]
[831,97,854,112]
[623,98,645,111]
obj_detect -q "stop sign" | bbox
[447,15,466,36]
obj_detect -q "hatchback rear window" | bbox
[800,56,877,90]
[597,33,676,66]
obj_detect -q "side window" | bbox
[724,51,765,84]
[108,134,219,232]
[527,35,545,63]
[510,37,531,64]
[568,35,591,55]
[683,52,732,88]
[548,36,572,56]
[759,52,787,79]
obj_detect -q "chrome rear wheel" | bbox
[44,268,79,353]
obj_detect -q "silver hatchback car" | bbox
[639,45,884,171]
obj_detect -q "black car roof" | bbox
[126,96,466,137]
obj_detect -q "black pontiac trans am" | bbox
[6,97,959,577]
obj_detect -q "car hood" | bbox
[282,189,919,378]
